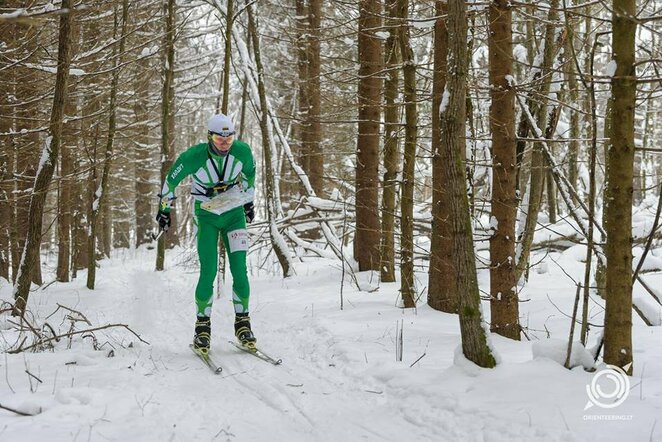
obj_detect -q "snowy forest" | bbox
[1,0,662,440]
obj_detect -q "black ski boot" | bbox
[234,313,257,349]
[193,316,211,355]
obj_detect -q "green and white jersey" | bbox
[160,141,255,211]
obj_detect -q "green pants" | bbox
[194,206,250,317]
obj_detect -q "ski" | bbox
[228,340,282,366]
[190,344,223,374]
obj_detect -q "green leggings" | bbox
[194,206,250,317]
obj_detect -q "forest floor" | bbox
[1,220,662,441]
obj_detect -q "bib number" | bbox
[227,229,249,253]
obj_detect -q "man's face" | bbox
[210,132,234,152]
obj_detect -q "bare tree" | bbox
[156,0,177,272]
[488,0,519,340]
[398,0,417,308]
[13,0,74,315]
[428,0,457,313]
[380,0,400,284]
[604,0,636,374]
[354,0,382,272]
[442,0,496,368]
[87,0,129,289]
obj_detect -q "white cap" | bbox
[208,114,235,135]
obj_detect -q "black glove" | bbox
[155,210,171,231]
[243,202,255,224]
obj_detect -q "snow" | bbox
[532,338,594,369]
[1,244,661,441]
[412,19,436,29]
[0,8,26,18]
[605,60,617,77]
[439,86,450,114]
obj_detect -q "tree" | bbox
[428,0,457,313]
[379,0,400,284]
[354,0,382,272]
[398,0,417,308]
[442,0,496,368]
[488,0,519,340]
[87,0,129,289]
[604,0,636,374]
[13,0,74,315]
[307,0,324,196]
[156,0,177,272]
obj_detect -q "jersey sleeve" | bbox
[159,149,194,211]
[240,145,256,194]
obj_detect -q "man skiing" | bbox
[155,114,256,356]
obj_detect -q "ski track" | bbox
[1,247,660,441]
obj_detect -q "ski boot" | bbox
[234,313,257,350]
[193,316,211,356]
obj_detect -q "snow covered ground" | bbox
[1,240,662,441]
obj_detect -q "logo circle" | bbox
[586,364,630,409]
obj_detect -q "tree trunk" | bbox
[13,0,73,315]
[133,51,154,249]
[246,1,292,277]
[604,0,635,375]
[428,1,456,313]
[398,0,417,308]
[88,0,128,289]
[443,0,496,368]
[515,0,560,282]
[307,0,323,197]
[0,68,11,281]
[156,0,177,271]
[354,0,382,271]
[380,0,400,284]
[56,73,77,282]
[565,26,580,206]
[12,23,42,286]
[488,0,519,340]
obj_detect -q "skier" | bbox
[155,114,257,356]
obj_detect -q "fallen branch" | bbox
[8,323,149,354]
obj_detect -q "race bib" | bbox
[227,229,249,253]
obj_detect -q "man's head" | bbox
[207,114,236,156]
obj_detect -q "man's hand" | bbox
[243,202,255,224]
[155,209,171,231]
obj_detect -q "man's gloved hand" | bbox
[155,209,171,231]
[243,202,255,224]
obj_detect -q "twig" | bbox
[0,403,35,417]
[25,369,43,384]
[564,284,582,369]
[409,352,427,368]
[633,183,662,283]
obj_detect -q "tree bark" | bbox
[380,0,400,284]
[307,0,323,197]
[354,0,382,271]
[428,1,456,313]
[604,0,635,374]
[88,0,128,289]
[13,0,73,315]
[398,0,417,308]
[443,0,496,368]
[488,0,519,339]
[156,0,177,271]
